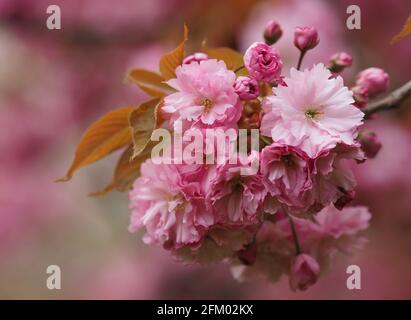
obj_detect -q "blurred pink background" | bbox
[0,0,411,299]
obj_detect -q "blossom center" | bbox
[231,176,244,192]
[281,154,294,167]
[165,193,186,211]
[304,107,323,120]
[200,98,213,112]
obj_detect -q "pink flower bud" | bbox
[183,52,208,65]
[294,26,319,51]
[263,20,283,45]
[334,190,355,210]
[289,254,320,291]
[244,42,283,82]
[351,85,369,108]
[328,52,353,73]
[234,76,259,100]
[359,131,382,159]
[356,67,389,97]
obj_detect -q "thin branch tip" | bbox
[363,80,411,118]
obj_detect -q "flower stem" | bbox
[296,50,306,70]
[287,213,301,255]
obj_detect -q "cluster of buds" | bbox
[234,27,284,101]
[324,53,389,109]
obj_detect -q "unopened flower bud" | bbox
[359,131,382,159]
[244,42,283,82]
[356,67,389,97]
[294,26,319,52]
[351,85,369,108]
[263,20,283,45]
[183,52,208,65]
[289,253,320,291]
[328,52,353,73]
[234,76,260,100]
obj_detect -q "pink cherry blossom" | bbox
[208,152,266,225]
[307,143,363,213]
[259,141,363,216]
[310,204,371,240]
[261,63,364,158]
[162,59,241,128]
[260,143,312,211]
[243,42,283,82]
[129,159,214,249]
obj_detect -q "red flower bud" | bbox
[263,20,283,45]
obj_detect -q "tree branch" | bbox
[363,80,411,118]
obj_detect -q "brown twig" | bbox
[363,80,411,118]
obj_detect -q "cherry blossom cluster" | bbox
[128,21,389,290]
